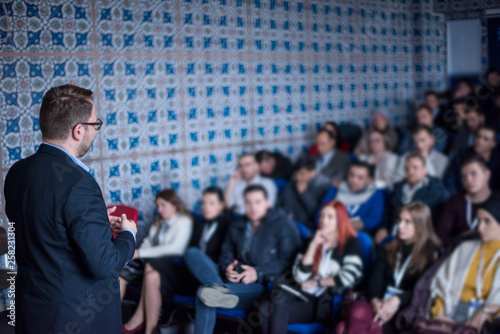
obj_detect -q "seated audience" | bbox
[183,185,301,334]
[485,91,500,134]
[358,129,399,189]
[397,105,448,154]
[355,109,399,155]
[375,152,449,244]
[256,149,294,180]
[444,125,500,195]
[337,201,441,334]
[120,189,193,334]
[395,125,448,182]
[453,78,474,100]
[448,106,484,158]
[278,156,331,228]
[430,194,500,333]
[315,128,351,184]
[424,91,446,129]
[319,162,385,232]
[225,153,277,215]
[308,121,340,156]
[437,156,499,247]
[478,68,499,111]
[259,201,363,334]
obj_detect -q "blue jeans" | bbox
[184,247,266,334]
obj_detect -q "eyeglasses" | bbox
[73,118,103,130]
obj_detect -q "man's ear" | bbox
[485,169,491,181]
[71,124,84,141]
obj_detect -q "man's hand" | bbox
[108,206,123,234]
[121,214,137,235]
[229,171,241,184]
[225,260,243,283]
[240,265,258,284]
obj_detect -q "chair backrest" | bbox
[107,205,139,239]
[295,222,312,245]
[356,231,374,277]
[273,178,289,195]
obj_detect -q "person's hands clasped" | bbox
[466,309,488,332]
[373,296,400,325]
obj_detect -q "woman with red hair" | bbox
[257,200,364,333]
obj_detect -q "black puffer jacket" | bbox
[218,208,301,282]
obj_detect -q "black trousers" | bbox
[258,287,319,334]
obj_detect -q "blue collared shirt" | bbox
[41,142,136,243]
[316,149,335,171]
[42,142,90,172]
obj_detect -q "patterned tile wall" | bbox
[0,0,446,225]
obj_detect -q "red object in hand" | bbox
[107,204,139,239]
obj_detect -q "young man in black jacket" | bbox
[184,184,301,334]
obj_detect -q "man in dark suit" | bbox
[315,128,351,184]
[4,84,137,334]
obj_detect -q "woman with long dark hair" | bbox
[337,201,441,333]
[121,189,193,334]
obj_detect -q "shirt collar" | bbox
[321,149,335,163]
[41,142,90,173]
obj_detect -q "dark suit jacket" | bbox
[380,176,450,233]
[318,150,351,183]
[4,144,135,334]
[189,211,231,262]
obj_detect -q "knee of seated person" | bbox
[346,301,373,320]
[184,247,202,260]
[145,269,159,282]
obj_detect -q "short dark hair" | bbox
[243,184,268,199]
[202,186,225,203]
[317,128,336,140]
[349,161,375,178]
[416,104,432,115]
[293,156,316,172]
[255,150,275,163]
[460,154,490,171]
[486,67,498,76]
[39,84,94,140]
[412,124,434,137]
[424,91,438,98]
[239,153,256,161]
[477,125,497,140]
[465,106,482,116]
[406,151,426,166]
[456,78,474,90]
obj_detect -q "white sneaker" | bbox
[198,284,239,308]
